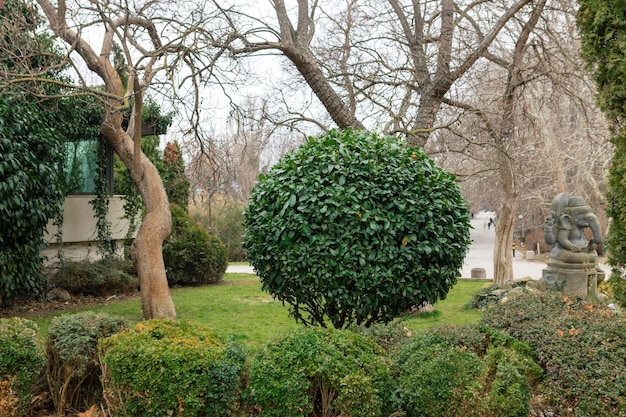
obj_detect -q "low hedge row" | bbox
[481,291,626,416]
[1,317,541,417]
[1,289,625,417]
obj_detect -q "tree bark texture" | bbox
[38,0,176,319]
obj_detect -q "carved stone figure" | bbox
[542,193,604,296]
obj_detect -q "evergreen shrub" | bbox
[45,312,128,413]
[244,129,471,328]
[393,327,542,417]
[49,259,138,296]
[482,291,626,416]
[247,327,393,417]
[0,318,44,414]
[163,204,228,285]
[99,320,246,417]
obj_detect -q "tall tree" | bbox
[577,0,626,303]
[219,0,582,282]
[1,0,234,318]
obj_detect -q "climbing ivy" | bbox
[577,0,626,305]
[0,94,66,305]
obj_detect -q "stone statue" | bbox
[544,193,603,264]
[542,193,604,296]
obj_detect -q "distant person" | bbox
[487,218,492,230]
[512,241,516,257]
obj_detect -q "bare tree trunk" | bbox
[491,0,546,284]
[272,0,364,130]
[493,146,517,284]
[39,0,176,319]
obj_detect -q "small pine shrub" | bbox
[164,204,228,285]
[45,312,128,413]
[481,291,626,416]
[247,327,394,417]
[50,258,138,296]
[0,318,45,414]
[99,320,246,417]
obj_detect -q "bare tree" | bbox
[10,0,235,318]
[213,0,610,283]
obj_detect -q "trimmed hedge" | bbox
[482,291,626,416]
[0,318,44,414]
[99,320,246,417]
[393,327,542,417]
[244,129,471,328]
[247,327,394,417]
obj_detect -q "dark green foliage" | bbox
[49,259,139,296]
[481,291,626,416]
[163,204,228,285]
[45,312,128,413]
[606,141,626,307]
[0,318,45,413]
[394,335,483,417]
[577,0,626,123]
[99,320,246,417]
[0,95,65,305]
[247,327,393,417]
[0,1,107,304]
[244,129,472,328]
[577,1,626,306]
[393,327,541,417]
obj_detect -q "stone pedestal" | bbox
[471,268,487,279]
[542,261,598,297]
[525,250,535,260]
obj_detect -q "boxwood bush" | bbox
[45,312,128,413]
[163,204,228,286]
[99,320,246,417]
[49,258,139,296]
[393,327,542,417]
[481,291,626,416]
[244,129,471,328]
[247,327,394,417]
[0,318,44,415]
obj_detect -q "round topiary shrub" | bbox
[0,318,45,415]
[247,327,393,417]
[98,319,246,417]
[243,129,472,328]
[163,204,228,286]
[45,312,128,414]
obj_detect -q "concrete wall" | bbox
[42,195,138,265]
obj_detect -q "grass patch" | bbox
[403,279,489,333]
[29,274,489,349]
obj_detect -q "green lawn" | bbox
[31,273,490,349]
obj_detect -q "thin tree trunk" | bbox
[39,0,177,319]
[493,147,517,284]
[103,118,177,319]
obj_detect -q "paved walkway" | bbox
[227,211,606,280]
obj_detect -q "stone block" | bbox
[471,268,487,279]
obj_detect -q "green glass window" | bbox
[63,139,113,194]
